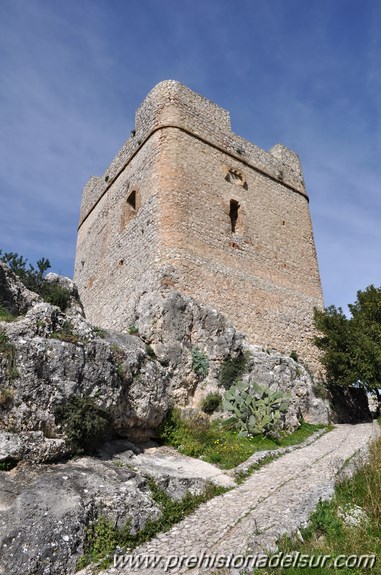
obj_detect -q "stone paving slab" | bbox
[79,423,380,575]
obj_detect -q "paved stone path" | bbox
[81,423,380,575]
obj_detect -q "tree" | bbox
[314,285,381,402]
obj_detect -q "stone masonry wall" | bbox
[75,80,324,372]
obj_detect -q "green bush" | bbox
[191,347,209,377]
[40,283,71,311]
[223,381,290,438]
[93,326,106,339]
[128,325,139,335]
[54,395,110,455]
[145,343,156,359]
[0,330,19,379]
[0,250,70,312]
[0,459,17,471]
[201,392,222,414]
[218,352,247,388]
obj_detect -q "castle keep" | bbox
[74,81,324,370]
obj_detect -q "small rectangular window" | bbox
[230,199,240,233]
[127,190,137,210]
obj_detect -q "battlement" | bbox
[79,81,306,228]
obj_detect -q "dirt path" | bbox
[81,423,380,574]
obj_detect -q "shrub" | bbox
[54,395,110,455]
[191,348,209,377]
[40,282,71,311]
[0,459,17,471]
[0,330,19,379]
[201,392,222,414]
[218,352,247,388]
[145,343,156,359]
[290,350,298,362]
[0,387,14,407]
[222,381,290,438]
[0,250,70,311]
[128,325,139,335]
[93,326,106,339]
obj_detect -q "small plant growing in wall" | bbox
[191,347,209,378]
[128,324,139,335]
[222,381,290,438]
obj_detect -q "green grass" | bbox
[159,409,325,470]
[77,479,226,570]
[0,305,16,322]
[50,321,80,344]
[253,422,381,575]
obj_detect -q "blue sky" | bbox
[0,0,380,311]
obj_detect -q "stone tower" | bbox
[74,80,324,371]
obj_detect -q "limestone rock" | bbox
[0,262,41,316]
[0,457,159,575]
[132,290,330,428]
[0,430,68,464]
[0,443,225,575]
[1,267,329,465]
[45,272,85,317]
[0,267,332,575]
[1,302,170,452]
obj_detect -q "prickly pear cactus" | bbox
[222,381,290,438]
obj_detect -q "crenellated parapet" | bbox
[79,80,306,229]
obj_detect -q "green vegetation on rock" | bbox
[0,250,71,312]
[218,352,248,388]
[191,347,209,377]
[222,381,290,439]
[0,329,19,379]
[54,395,110,455]
[201,392,222,414]
[77,478,226,570]
[0,305,16,322]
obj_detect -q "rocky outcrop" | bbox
[0,264,331,575]
[132,290,329,428]
[0,262,41,315]
[0,449,215,575]
[0,266,329,465]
